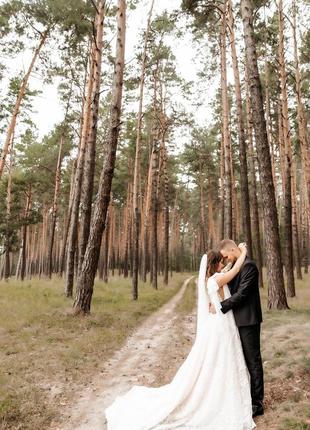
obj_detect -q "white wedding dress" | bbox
[105,255,256,430]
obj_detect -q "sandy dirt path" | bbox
[53,276,195,430]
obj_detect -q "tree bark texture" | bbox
[73,0,126,314]
[240,0,288,309]
[78,0,105,274]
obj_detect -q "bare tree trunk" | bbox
[220,134,225,238]
[46,135,64,278]
[227,0,252,256]
[230,155,238,241]
[65,64,91,297]
[278,0,295,297]
[220,5,232,238]
[162,144,169,285]
[240,0,288,309]
[245,76,264,288]
[123,186,131,278]
[109,205,116,278]
[132,0,155,299]
[0,30,48,179]
[141,152,153,282]
[151,139,159,290]
[301,181,309,274]
[283,157,295,295]
[291,164,302,279]
[73,0,126,314]
[103,211,110,283]
[207,176,216,248]
[78,1,105,274]
[292,0,308,279]
[4,144,13,280]
[292,0,310,209]
[265,62,277,192]
[27,225,36,278]
[198,169,207,252]
[59,159,76,276]
[150,61,161,290]
[20,187,31,281]
[40,208,49,277]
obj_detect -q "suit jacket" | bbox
[220,257,263,327]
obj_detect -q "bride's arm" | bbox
[213,244,247,288]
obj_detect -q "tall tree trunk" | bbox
[227,0,252,256]
[132,0,155,299]
[20,187,31,281]
[292,0,310,209]
[292,0,308,279]
[301,181,309,274]
[240,0,288,309]
[103,210,110,283]
[141,152,153,282]
[47,135,64,278]
[109,205,116,277]
[198,168,207,252]
[162,144,169,285]
[220,134,225,238]
[278,0,295,297]
[4,143,13,280]
[78,1,105,274]
[207,176,216,248]
[73,0,126,314]
[0,30,48,179]
[283,157,295,295]
[265,62,277,192]
[291,164,302,279]
[65,63,92,297]
[59,159,76,276]
[151,139,159,290]
[150,62,160,290]
[27,225,36,278]
[220,4,232,238]
[245,75,264,288]
[40,208,48,277]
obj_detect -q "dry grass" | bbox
[0,270,309,430]
[175,278,197,315]
[257,271,310,430]
[0,273,191,430]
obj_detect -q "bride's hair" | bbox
[206,250,223,277]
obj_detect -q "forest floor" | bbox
[0,272,309,430]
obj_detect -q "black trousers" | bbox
[238,324,264,406]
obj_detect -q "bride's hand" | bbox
[238,242,247,254]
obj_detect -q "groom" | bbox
[210,239,264,418]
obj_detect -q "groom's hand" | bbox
[209,303,216,314]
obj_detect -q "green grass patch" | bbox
[279,417,310,430]
[175,278,196,315]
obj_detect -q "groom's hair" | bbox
[217,239,237,251]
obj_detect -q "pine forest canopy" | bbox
[0,0,309,313]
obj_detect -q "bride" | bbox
[105,243,256,430]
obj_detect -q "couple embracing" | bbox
[105,239,264,430]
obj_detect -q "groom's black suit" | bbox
[220,257,264,413]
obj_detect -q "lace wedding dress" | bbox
[105,255,255,430]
